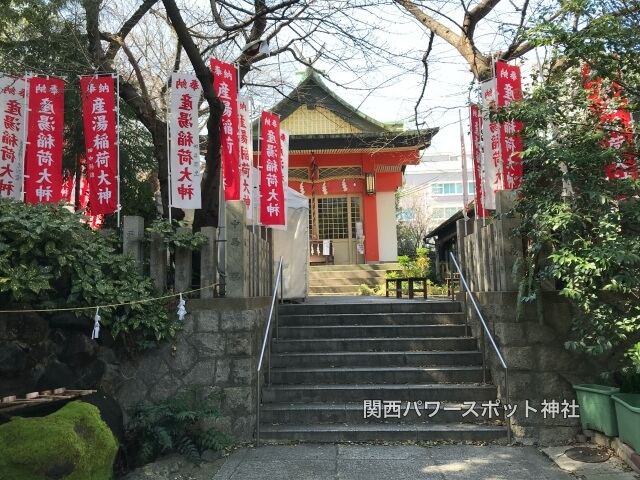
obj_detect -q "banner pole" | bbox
[167,75,173,224]
[459,109,468,236]
[21,73,32,203]
[491,55,505,191]
[257,112,262,227]
[115,73,121,228]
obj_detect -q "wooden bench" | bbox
[385,277,427,299]
[309,240,334,265]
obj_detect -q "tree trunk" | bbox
[162,0,225,229]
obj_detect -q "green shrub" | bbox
[0,199,180,351]
[145,218,208,253]
[427,280,448,296]
[125,385,232,467]
[356,283,384,296]
[390,249,430,278]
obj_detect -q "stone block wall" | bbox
[115,297,269,442]
[464,291,597,444]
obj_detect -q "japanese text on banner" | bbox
[470,104,487,218]
[79,76,118,215]
[481,79,499,210]
[280,130,289,185]
[259,111,285,226]
[170,73,202,209]
[238,96,253,218]
[25,77,64,204]
[210,58,240,200]
[0,75,27,200]
[495,61,524,191]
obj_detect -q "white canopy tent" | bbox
[271,187,309,300]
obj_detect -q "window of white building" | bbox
[431,207,461,219]
[431,181,475,195]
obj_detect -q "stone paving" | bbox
[210,443,623,480]
[542,445,640,480]
[121,442,640,479]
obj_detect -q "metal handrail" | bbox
[255,256,284,447]
[449,251,511,444]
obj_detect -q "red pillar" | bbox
[363,184,379,263]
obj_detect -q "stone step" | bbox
[257,422,507,443]
[307,292,357,296]
[309,270,390,281]
[278,312,466,327]
[268,366,486,384]
[308,285,365,295]
[261,383,498,403]
[308,277,386,287]
[272,337,478,353]
[259,401,501,424]
[309,263,399,272]
[276,324,470,339]
[278,301,461,316]
[270,350,483,368]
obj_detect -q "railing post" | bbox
[481,328,487,384]
[256,257,284,448]
[256,374,261,447]
[505,368,511,444]
[449,252,510,442]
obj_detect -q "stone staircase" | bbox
[309,263,399,296]
[258,299,507,443]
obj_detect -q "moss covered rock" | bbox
[0,400,118,480]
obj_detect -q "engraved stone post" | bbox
[200,227,217,298]
[495,190,523,291]
[149,232,167,292]
[174,227,192,292]
[123,216,144,272]
[226,201,249,298]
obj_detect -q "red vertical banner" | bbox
[259,111,285,226]
[61,171,104,229]
[495,61,524,190]
[582,65,637,180]
[470,104,487,218]
[79,76,118,215]
[210,58,240,200]
[24,77,64,204]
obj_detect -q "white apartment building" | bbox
[398,153,474,234]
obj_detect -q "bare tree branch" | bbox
[105,0,159,62]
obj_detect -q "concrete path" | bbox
[212,444,577,480]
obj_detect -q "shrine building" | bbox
[261,71,437,264]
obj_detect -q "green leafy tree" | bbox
[512,0,640,378]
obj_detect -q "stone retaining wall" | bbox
[461,281,597,444]
[114,297,269,442]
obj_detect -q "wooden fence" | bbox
[456,190,526,293]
